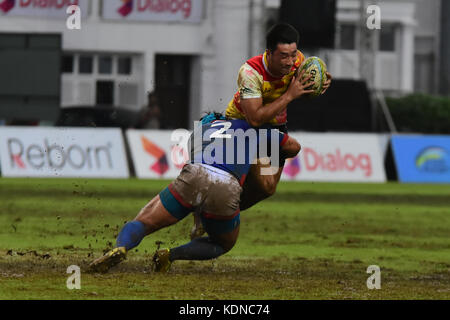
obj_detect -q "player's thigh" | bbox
[135,166,201,230]
[135,194,179,232]
[199,173,241,251]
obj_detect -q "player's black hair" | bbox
[199,111,227,125]
[266,23,300,52]
[200,111,224,120]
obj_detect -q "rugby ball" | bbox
[297,56,328,96]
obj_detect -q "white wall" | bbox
[200,0,250,113]
[330,0,416,93]
[0,0,256,119]
[1,0,438,121]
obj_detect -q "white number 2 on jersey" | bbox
[209,122,232,139]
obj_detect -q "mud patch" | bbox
[6,250,51,260]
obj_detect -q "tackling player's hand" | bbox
[321,72,332,95]
[286,69,315,101]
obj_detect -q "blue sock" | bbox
[169,237,226,261]
[116,221,147,251]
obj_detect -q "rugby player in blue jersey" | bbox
[89,112,300,273]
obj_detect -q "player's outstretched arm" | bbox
[241,71,314,127]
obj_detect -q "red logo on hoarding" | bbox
[118,0,133,17]
[283,156,300,178]
[12,154,26,169]
[171,144,189,169]
[0,0,15,13]
[136,0,192,18]
[21,0,79,9]
[1,0,82,13]
[302,148,372,177]
[141,136,169,176]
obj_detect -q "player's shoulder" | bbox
[242,54,265,77]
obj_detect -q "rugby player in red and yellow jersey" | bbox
[226,23,332,211]
[226,34,305,127]
[190,23,332,239]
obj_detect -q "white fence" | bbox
[0,127,389,182]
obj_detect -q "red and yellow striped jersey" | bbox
[226,50,305,126]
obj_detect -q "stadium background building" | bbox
[0,0,448,129]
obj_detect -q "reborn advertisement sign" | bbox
[0,127,129,178]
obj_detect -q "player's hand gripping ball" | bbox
[296,56,328,96]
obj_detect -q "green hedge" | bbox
[385,94,450,134]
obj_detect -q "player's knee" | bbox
[220,238,237,253]
[282,137,301,159]
[294,140,301,154]
[212,230,239,253]
[288,139,301,157]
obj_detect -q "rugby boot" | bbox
[152,248,172,273]
[88,247,127,273]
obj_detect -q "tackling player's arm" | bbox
[280,135,301,160]
[254,132,301,198]
[241,70,314,127]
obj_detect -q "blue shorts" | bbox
[159,185,240,235]
[159,185,193,221]
[200,211,241,235]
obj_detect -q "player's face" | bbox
[267,43,298,77]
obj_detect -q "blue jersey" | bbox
[189,119,288,185]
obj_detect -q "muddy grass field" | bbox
[0,178,449,300]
